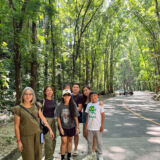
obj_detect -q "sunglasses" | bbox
[63,94,71,97]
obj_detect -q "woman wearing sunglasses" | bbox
[56,89,79,160]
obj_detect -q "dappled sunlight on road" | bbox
[110,146,126,153]
[146,126,160,137]
[123,123,136,126]
[124,99,147,102]
[128,116,139,119]
[147,126,160,131]
[103,128,108,132]
[103,149,126,160]
[148,137,160,144]
[146,131,160,136]
[115,124,122,127]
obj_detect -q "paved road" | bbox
[20,91,160,160]
[101,91,160,160]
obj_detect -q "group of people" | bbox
[12,83,105,160]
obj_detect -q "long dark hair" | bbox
[62,96,77,121]
[82,86,91,104]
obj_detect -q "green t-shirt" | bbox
[12,105,41,136]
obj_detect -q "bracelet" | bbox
[16,139,21,143]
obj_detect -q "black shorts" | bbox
[60,127,76,137]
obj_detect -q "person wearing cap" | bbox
[56,89,79,160]
[83,91,105,160]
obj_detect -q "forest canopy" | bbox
[0,0,160,108]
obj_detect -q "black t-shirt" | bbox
[72,93,83,123]
[40,99,56,118]
[72,93,83,106]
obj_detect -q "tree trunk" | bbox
[154,0,160,76]
[85,42,89,85]
[31,21,37,93]
[50,12,56,100]
[44,17,50,87]
[109,47,114,93]
[72,52,76,84]
[82,41,86,86]
[14,33,21,104]
[90,49,96,86]
[155,0,160,28]
[57,74,62,90]
[79,52,82,85]
[62,56,65,86]
[96,68,99,90]
[103,52,109,94]
[9,0,29,104]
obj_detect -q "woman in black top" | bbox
[41,86,57,160]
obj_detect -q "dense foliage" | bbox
[0,0,160,109]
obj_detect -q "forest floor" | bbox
[0,120,19,160]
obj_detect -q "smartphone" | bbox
[40,133,44,144]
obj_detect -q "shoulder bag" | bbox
[19,104,49,135]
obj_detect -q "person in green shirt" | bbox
[12,87,54,160]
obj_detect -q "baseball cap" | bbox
[62,89,71,96]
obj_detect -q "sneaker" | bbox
[98,155,104,160]
[92,152,96,159]
[82,154,93,160]
[72,150,78,156]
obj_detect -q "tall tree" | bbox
[31,21,37,93]
[8,0,29,104]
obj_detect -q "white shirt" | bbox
[85,102,104,131]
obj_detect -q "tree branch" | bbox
[80,0,92,36]
[133,11,156,40]
[81,0,104,36]
[154,0,160,29]
[74,1,85,48]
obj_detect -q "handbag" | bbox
[40,119,49,135]
[19,104,49,135]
